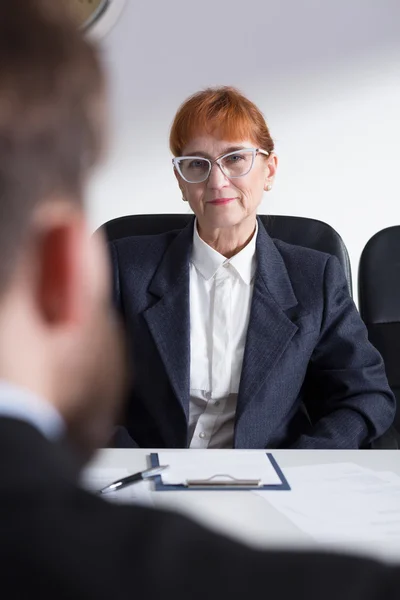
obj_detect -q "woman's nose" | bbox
[207,163,229,188]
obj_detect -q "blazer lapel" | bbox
[143,220,194,422]
[236,220,300,420]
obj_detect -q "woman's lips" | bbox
[207,198,236,205]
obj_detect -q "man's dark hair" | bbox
[0,0,104,291]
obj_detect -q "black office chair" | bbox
[100,213,353,295]
[359,226,400,447]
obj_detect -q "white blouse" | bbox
[188,221,258,448]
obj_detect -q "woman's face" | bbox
[175,134,277,232]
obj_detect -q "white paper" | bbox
[157,450,283,486]
[254,463,400,549]
[81,467,154,506]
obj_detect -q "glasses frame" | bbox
[172,148,270,184]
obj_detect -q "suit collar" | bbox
[144,220,195,426]
[0,380,65,441]
[254,217,298,311]
[148,219,194,298]
[235,219,301,430]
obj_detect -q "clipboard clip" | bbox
[185,474,262,489]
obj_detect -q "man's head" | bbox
[0,0,126,461]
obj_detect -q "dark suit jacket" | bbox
[0,417,399,600]
[110,217,395,449]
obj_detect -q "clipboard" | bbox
[150,452,290,491]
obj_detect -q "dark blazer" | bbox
[0,416,399,599]
[110,217,395,449]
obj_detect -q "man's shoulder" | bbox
[0,419,396,600]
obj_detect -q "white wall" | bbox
[88,0,400,298]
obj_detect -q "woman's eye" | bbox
[190,160,207,169]
[226,154,244,162]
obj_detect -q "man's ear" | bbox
[36,216,87,326]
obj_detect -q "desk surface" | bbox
[88,449,400,562]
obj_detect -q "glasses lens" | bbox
[220,150,255,179]
[178,158,210,183]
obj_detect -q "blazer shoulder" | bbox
[110,229,181,268]
[269,238,342,306]
[272,238,332,272]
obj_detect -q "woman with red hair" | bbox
[110,87,395,449]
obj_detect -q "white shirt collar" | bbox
[191,220,258,285]
[0,381,65,440]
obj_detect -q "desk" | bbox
[88,449,400,562]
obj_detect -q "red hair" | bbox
[169,86,274,156]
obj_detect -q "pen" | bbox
[99,465,169,494]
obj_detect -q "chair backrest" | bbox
[101,214,353,295]
[359,225,400,433]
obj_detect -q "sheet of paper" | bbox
[157,450,283,485]
[275,462,400,493]
[254,463,400,550]
[81,468,154,506]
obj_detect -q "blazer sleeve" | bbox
[292,255,396,449]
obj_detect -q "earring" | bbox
[267,184,272,192]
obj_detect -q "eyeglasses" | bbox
[172,148,270,184]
